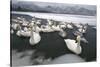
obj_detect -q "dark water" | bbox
[79,26,96,61]
[11,14,96,66]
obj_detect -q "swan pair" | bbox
[78,25,87,34]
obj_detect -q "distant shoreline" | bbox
[11,11,96,26]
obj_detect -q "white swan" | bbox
[40,21,54,32]
[19,31,31,37]
[21,18,29,26]
[16,25,31,37]
[23,27,29,32]
[16,30,22,37]
[74,23,83,28]
[66,23,73,29]
[78,28,86,33]
[64,35,82,54]
[41,25,54,32]
[22,22,28,26]
[78,25,87,34]
[16,25,24,37]
[57,24,67,38]
[47,19,53,25]
[11,19,18,23]
[29,22,41,45]
[58,29,67,38]
[16,21,41,37]
[10,29,14,34]
[51,25,61,32]
[36,20,41,25]
[11,23,20,30]
[60,24,66,29]
[29,29,41,45]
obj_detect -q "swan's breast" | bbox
[29,32,41,45]
[16,30,21,36]
[64,39,81,54]
[64,39,77,49]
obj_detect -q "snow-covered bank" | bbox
[49,54,85,64]
[11,11,96,26]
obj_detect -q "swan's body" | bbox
[23,27,29,32]
[22,22,28,26]
[16,26,31,37]
[12,19,18,23]
[41,24,54,32]
[58,30,67,38]
[11,23,20,30]
[10,29,14,34]
[42,25,54,32]
[78,28,86,33]
[16,30,22,36]
[47,19,53,25]
[29,31,41,45]
[67,24,73,29]
[60,25,66,29]
[75,24,83,28]
[54,24,67,38]
[16,30,31,37]
[36,20,41,24]
[51,25,62,32]
[64,35,82,54]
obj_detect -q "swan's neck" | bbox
[76,36,81,46]
[77,40,80,46]
[31,24,39,37]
